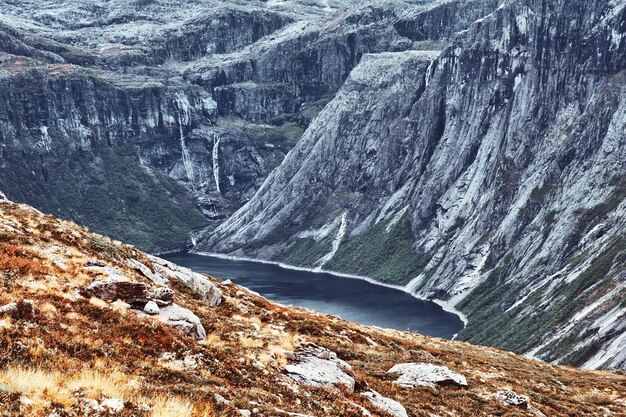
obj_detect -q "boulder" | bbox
[137,303,206,340]
[81,279,149,305]
[283,344,355,391]
[361,390,408,417]
[149,255,223,306]
[387,363,467,389]
[494,391,529,408]
[143,301,160,315]
[127,258,169,286]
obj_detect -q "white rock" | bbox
[143,301,160,315]
[148,255,223,306]
[127,258,168,286]
[494,390,529,408]
[284,344,355,391]
[361,390,408,417]
[136,303,206,340]
[387,363,467,388]
[101,398,125,412]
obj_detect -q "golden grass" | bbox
[150,396,195,417]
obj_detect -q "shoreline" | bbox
[191,250,468,328]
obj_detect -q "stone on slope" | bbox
[143,301,160,315]
[148,255,223,306]
[361,390,408,417]
[283,344,355,391]
[137,303,206,340]
[127,258,169,286]
[387,363,467,389]
[80,279,149,305]
[494,390,529,408]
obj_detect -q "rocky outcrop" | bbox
[81,279,150,305]
[138,303,207,340]
[198,0,626,369]
[283,344,356,391]
[148,255,223,306]
[388,363,468,388]
[361,390,408,417]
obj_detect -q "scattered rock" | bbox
[149,255,223,306]
[143,301,160,315]
[283,344,355,391]
[85,259,106,267]
[137,303,206,340]
[148,286,174,306]
[239,410,251,417]
[495,390,529,408]
[387,363,467,389]
[221,279,233,285]
[81,279,149,305]
[361,390,408,417]
[101,398,124,412]
[127,258,168,286]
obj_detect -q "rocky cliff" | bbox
[0,0,495,252]
[198,0,626,370]
[1,194,626,416]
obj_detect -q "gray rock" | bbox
[387,363,467,389]
[283,344,355,391]
[149,256,223,307]
[143,301,160,315]
[81,279,149,305]
[360,390,408,417]
[144,303,206,340]
[127,259,168,286]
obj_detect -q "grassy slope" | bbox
[1,147,208,253]
[1,198,625,416]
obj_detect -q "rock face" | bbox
[81,279,149,305]
[0,0,493,252]
[388,363,468,388]
[198,0,626,370]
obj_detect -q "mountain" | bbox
[0,0,496,253]
[1,194,626,416]
[197,0,626,370]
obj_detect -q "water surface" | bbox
[163,252,463,339]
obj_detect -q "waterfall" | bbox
[212,134,221,195]
[316,212,348,269]
[175,94,195,186]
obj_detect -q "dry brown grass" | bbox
[0,199,625,417]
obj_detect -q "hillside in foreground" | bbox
[0,193,625,417]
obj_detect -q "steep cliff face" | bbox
[0,0,491,252]
[198,0,626,369]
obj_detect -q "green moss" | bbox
[282,236,334,267]
[458,238,625,356]
[325,215,429,285]
[2,147,208,253]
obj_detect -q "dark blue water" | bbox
[163,253,463,339]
